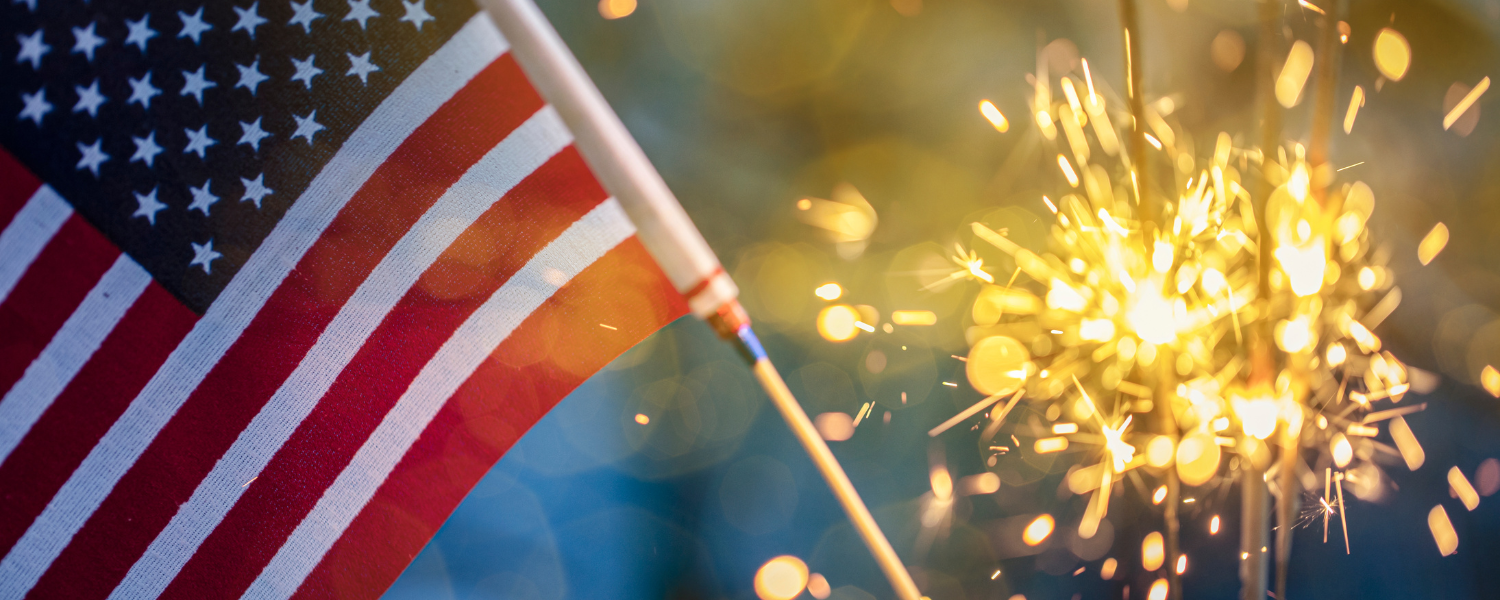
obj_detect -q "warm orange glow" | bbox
[1142,531,1165,571]
[1175,554,1188,574]
[634,413,650,425]
[1079,319,1116,342]
[1332,433,1353,468]
[1125,282,1179,345]
[930,464,954,501]
[1275,315,1314,354]
[1429,505,1458,556]
[1058,154,1080,187]
[814,412,854,442]
[598,0,636,19]
[1418,223,1449,266]
[1035,436,1069,453]
[1052,422,1079,435]
[1146,435,1174,468]
[1023,514,1055,546]
[1235,396,1278,440]
[1374,28,1411,81]
[961,472,1001,495]
[1483,365,1500,397]
[1275,40,1315,107]
[754,556,809,600]
[1450,466,1481,511]
[1445,77,1489,130]
[806,573,831,600]
[1176,431,1221,486]
[965,335,1031,395]
[1152,241,1174,274]
[892,310,938,325]
[814,283,842,301]
[1390,416,1426,471]
[1342,86,1366,135]
[1152,485,1168,505]
[1274,242,1327,297]
[1101,557,1118,579]
[980,100,1009,132]
[817,305,860,342]
[1210,515,1221,535]
[1148,579,1169,600]
[1326,343,1348,367]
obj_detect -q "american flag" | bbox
[0,0,691,598]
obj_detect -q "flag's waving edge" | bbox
[0,6,687,600]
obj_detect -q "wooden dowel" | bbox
[751,356,923,600]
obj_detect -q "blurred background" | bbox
[386,0,1500,598]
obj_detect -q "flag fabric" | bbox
[0,1,688,598]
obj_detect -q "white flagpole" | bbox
[477,2,922,598]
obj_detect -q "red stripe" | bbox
[158,148,606,600]
[0,216,117,398]
[292,238,687,600]
[0,147,43,229]
[25,55,545,600]
[0,284,196,554]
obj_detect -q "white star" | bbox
[133,187,168,224]
[239,117,271,151]
[180,65,216,104]
[72,23,105,62]
[236,59,269,95]
[14,0,37,12]
[399,0,433,30]
[289,0,324,33]
[291,110,325,144]
[290,54,323,90]
[343,0,378,29]
[73,80,106,117]
[76,139,109,176]
[240,173,272,208]
[130,132,164,167]
[19,88,51,125]
[184,124,216,159]
[125,15,157,53]
[345,51,379,84]
[189,239,223,274]
[188,180,219,215]
[16,30,49,70]
[232,2,269,39]
[128,72,162,109]
[179,7,213,44]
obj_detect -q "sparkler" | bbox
[929,1,1475,597]
[782,1,1492,597]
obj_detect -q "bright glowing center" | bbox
[1125,283,1177,345]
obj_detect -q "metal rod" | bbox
[1275,422,1301,600]
[1117,0,1153,225]
[1307,0,1346,178]
[1159,351,1182,600]
[1243,2,1285,599]
[1115,4,1180,597]
[1241,466,1271,600]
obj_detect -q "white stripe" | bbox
[0,256,151,465]
[0,185,72,305]
[0,15,509,598]
[243,199,635,600]
[109,106,572,600]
